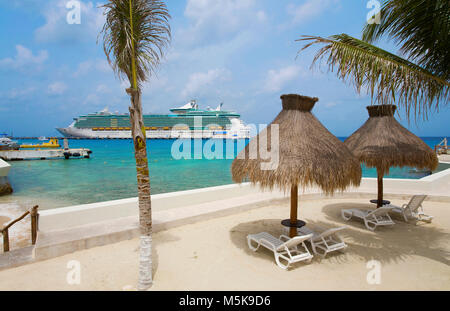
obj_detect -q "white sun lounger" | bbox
[297,226,347,258]
[386,195,433,223]
[247,232,313,269]
[341,206,395,231]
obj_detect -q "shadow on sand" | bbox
[149,230,182,278]
[229,218,347,267]
[320,202,450,266]
[229,202,449,267]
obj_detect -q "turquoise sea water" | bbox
[2,137,448,209]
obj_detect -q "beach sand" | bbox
[0,203,31,251]
[0,216,10,227]
[0,194,73,210]
[0,197,449,290]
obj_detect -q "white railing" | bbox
[435,138,448,155]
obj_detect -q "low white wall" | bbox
[354,168,450,196]
[0,159,10,177]
[0,159,12,196]
[39,169,450,232]
[39,183,278,231]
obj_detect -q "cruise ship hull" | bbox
[56,126,250,139]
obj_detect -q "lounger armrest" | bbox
[369,206,394,216]
[279,234,291,242]
[314,226,346,240]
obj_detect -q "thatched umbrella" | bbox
[232,94,362,237]
[345,105,438,208]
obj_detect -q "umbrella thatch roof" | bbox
[344,105,438,173]
[232,94,362,194]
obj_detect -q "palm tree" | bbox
[298,0,449,119]
[99,0,170,290]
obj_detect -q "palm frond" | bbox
[298,34,449,120]
[100,0,171,87]
[363,0,450,79]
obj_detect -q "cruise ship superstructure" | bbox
[57,101,251,139]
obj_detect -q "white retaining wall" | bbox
[39,169,450,232]
[0,159,10,177]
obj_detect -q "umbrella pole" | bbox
[290,185,298,238]
[377,168,383,208]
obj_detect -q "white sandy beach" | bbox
[0,196,448,291]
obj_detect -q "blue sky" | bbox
[0,0,448,137]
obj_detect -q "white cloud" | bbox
[96,84,110,93]
[73,59,111,77]
[264,66,302,93]
[7,87,37,99]
[82,93,100,106]
[325,101,338,108]
[142,75,169,94]
[0,45,48,71]
[95,59,111,73]
[73,60,92,77]
[181,68,231,98]
[256,10,267,22]
[48,82,68,95]
[287,0,339,26]
[34,0,105,44]
[180,0,266,46]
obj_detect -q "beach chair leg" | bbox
[303,242,314,262]
[402,212,409,222]
[364,220,376,231]
[341,210,352,221]
[311,243,326,258]
[274,254,289,270]
[247,237,260,251]
[311,242,317,256]
[317,249,327,258]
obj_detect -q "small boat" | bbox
[0,135,19,151]
[20,138,61,149]
[38,136,47,141]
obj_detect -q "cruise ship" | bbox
[56,101,251,139]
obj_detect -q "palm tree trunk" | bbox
[127,87,152,290]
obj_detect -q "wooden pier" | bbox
[0,148,92,161]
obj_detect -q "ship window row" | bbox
[74,117,231,129]
[88,126,226,131]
